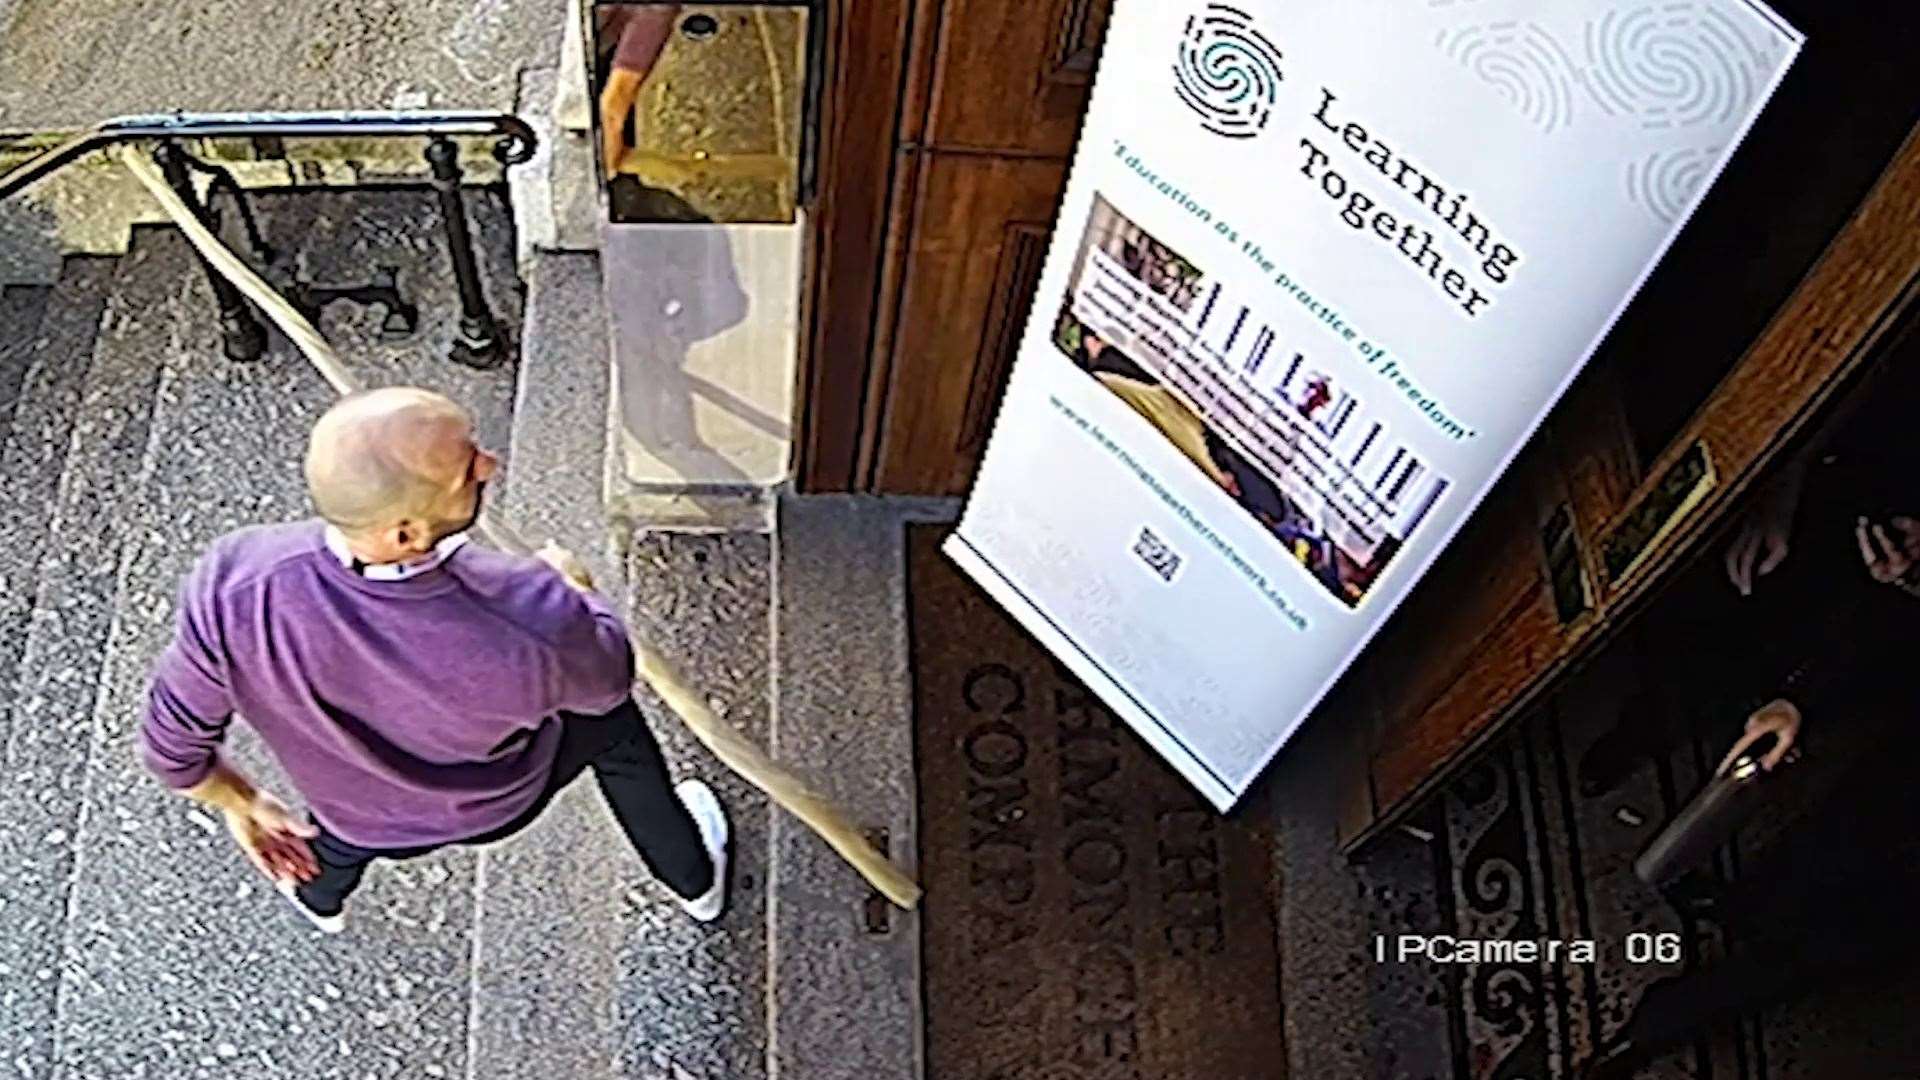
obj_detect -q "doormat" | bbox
[909,527,1286,1080]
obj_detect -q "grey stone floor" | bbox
[620,533,771,1080]
[0,0,564,129]
[471,250,626,1080]
[767,496,929,1080]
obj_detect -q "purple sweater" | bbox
[140,521,635,848]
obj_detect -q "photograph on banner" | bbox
[1054,195,1450,607]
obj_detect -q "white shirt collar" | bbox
[323,525,470,582]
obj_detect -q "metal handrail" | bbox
[0,110,537,201]
[0,110,538,368]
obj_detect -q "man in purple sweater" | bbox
[138,386,729,934]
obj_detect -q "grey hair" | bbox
[304,388,470,533]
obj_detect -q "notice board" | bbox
[949,0,1802,809]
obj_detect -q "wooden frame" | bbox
[795,0,918,493]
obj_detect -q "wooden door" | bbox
[797,0,1113,495]
[868,155,1065,493]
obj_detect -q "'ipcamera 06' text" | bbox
[1373,933,1683,966]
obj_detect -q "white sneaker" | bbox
[276,878,345,935]
[674,779,730,923]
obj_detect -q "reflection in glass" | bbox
[593,3,807,224]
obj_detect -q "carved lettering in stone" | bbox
[964,664,1038,976]
[963,663,1026,714]
[1155,796,1228,956]
[969,774,1033,854]
[970,900,1037,956]
[1055,673,1142,1071]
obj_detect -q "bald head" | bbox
[305,387,476,535]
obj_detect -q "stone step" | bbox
[508,67,564,271]
[0,282,51,374]
[619,531,773,1079]
[494,251,617,579]
[767,494,925,1080]
[0,234,172,1078]
[469,249,626,1080]
[0,282,51,449]
[0,192,62,285]
[39,224,481,1080]
[32,198,526,1078]
[243,186,527,383]
[0,257,113,758]
[0,282,50,770]
[507,67,600,273]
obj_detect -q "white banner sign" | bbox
[950,0,1802,809]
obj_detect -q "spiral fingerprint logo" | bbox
[1625,145,1721,223]
[1174,4,1285,140]
[1437,22,1580,133]
[1584,3,1776,129]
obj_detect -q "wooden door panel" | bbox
[800,0,1103,493]
[955,223,1051,463]
[1550,366,1640,588]
[1336,0,1920,842]
[915,0,1113,155]
[1585,1,1920,465]
[872,152,1070,494]
[1595,132,1920,600]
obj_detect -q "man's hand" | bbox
[536,541,596,592]
[600,68,646,178]
[1725,513,1792,597]
[224,790,320,884]
[1856,515,1920,590]
[1717,698,1802,776]
[1726,462,1805,596]
[181,758,318,883]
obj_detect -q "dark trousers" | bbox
[296,698,713,916]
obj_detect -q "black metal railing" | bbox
[0,111,538,368]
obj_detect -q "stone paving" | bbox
[0,211,517,1079]
[0,0,565,129]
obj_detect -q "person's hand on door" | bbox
[1856,514,1920,591]
[1726,458,1807,596]
[1717,697,1802,776]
